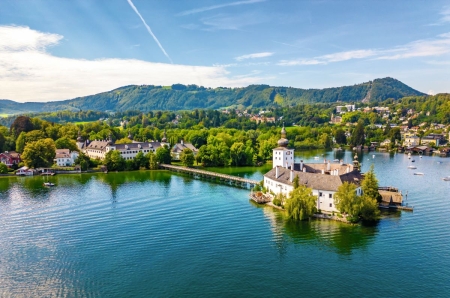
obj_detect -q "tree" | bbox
[16,132,27,153]
[335,182,361,222]
[284,185,317,221]
[134,151,148,169]
[334,128,347,145]
[180,148,194,167]
[362,165,382,203]
[146,151,158,170]
[74,153,90,171]
[55,137,78,151]
[319,133,333,149]
[155,145,171,164]
[390,127,401,145]
[292,175,299,189]
[21,138,56,168]
[360,196,380,222]
[230,142,246,166]
[115,137,133,144]
[0,163,8,174]
[103,150,126,171]
[10,116,34,137]
[350,120,365,146]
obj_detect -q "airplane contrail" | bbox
[127,0,173,64]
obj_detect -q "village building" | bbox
[55,149,79,167]
[336,105,355,114]
[421,133,446,147]
[403,135,420,147]
[263,126,363,213]
[171,140,199,160]
[16,166,34,176]
[0,151,21,167]
[84,131,170,160]
[76,131,86,151]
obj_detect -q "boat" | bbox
[407,166,417,169]
[442,176,450,181]
[314,156,319,160]
[333,159,339,162]
[419,155,423,158]
[411,159,415,162]
[372,155,375,158]
[414,172,424,176]
[408,152,411,159]
[43,182,55,187]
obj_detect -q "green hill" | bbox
[0,77,425,114]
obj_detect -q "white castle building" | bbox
[84,131,170,160]
[263,126,363,213]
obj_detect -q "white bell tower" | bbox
[273,124,294,168]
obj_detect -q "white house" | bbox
[404,135,420,147]
[16,166,34,176]
[171,140,198,160]
[264,127,363,213]
[84,132,170,161]
[55,149,79,167]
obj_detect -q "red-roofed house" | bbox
[0,151,21,167]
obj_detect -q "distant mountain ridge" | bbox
[0,77,426,114]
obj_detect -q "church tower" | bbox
[273,124,295,168]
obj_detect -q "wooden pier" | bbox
[160,164,260,187]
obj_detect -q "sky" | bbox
[1,0,450,102]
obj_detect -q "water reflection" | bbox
[261,206,378,256]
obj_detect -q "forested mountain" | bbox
[0,77,425,114]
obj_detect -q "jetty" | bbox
[160,164,260,187]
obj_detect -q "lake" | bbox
[1,150,450,297]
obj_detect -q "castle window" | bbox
[329,194,332,198]
[329,203,332,207]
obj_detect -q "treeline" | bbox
[0,77,424,115]
[0,110,109,127]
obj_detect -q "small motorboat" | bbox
[419,155,423,158]
[333,159,339,162]
[43,182,55,187]
[411,159,415,162]
[407,166,417,169]
[414,172,424,176]
[314,156,320,160]
[372,155,375,158]
[442,176,450,181]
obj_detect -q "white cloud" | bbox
[377,33,450,60]
[278,50,376,66]
[235,52,273,61]
[439,7,450,23]
[279,33,450,66]
[0,26,264,102]
[177,0,265,16]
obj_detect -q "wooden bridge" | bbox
[160,164,260,187]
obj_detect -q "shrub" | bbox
[272,198,282,206]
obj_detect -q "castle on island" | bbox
[263,126,364,213]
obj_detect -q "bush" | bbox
[272,198,282,206]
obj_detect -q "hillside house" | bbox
[0,151,21,167]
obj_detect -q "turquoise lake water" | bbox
[1,150,450,297]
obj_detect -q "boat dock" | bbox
[378,186,414,211]
[160,164,260,187]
